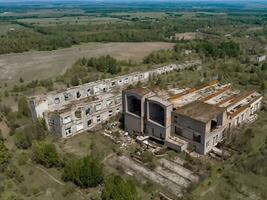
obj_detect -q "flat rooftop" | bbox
[174,101,226,123]
[125,87,152,96]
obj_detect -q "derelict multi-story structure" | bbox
[28,61,200,138]
[122,81,263,155]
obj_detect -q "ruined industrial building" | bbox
[122,80,263,155]
[28,61,200,138]
[28,59,263,156]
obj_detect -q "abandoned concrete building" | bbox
[28,61,200,138]
[122,81,263,155]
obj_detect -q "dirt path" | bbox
[102,152,115,163]
[26,161,65,186]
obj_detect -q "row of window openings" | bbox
[65,119,94,135]
[63,102,112,122]
[63,109,119,126]
[54,74,148,104]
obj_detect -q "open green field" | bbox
[17,16,124,26]
[0,42,174,84]
[0,22,23,35]
[109,11,168,19]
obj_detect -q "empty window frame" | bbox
[193,133,201,143]
[54,97,60,104]
[96,115,101,123]
[127,95,141,116]
[65,128,72,136]
[76,91,81,99]
[87,119,92,126]
[95,103,102,112]
[149,102,165,126]
[87,89,91,95]
[63,116,72,124]
[85,108,91,115]
[76,123,84,131]
[106,99,112,106]
[64,93,71,101]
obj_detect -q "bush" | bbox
[62,156,103,188]
[14,131,32,149]
[0,139,9,169]
[4,164,24,183]
[32,142,60,168]
[141,150,157,170]
[18,96,30,117]
[87,55,121,74]
[14,119,47,149]
[102,175,137,200]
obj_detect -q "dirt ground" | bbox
[0,42,174,84]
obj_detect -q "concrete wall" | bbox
[172,113,206,135]
[146,99,173,141]
[123,90,155,135]
[46,93,122,138]
[170,110,227,154]
[29,61,201,122]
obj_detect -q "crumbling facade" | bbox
[122,81,263,155]
[28,61,200,138]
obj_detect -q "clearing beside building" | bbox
[0,42,174,84]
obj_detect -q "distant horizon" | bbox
[1,0,267,11]
[0,0,266,2]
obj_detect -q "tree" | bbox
[32,142,60,168]
[102,175,137,200]
[19,77,24,83]
[14,131,32,149]
[0,139,9,168]
[14,119,47,149]
[62,156,103,188]
[141,150,157,170]
[18,96,30,117]
[70,75,80,86]
[262,63,267,71]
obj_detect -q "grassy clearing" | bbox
[109,12,168,19]
[58,131,117,159]
[0,22,23,35]
[17,16,124,26]
[0,42,174,84]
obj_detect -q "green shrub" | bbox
[32,142,60,168]
[0,139,9,168]
[102,175,137,200]
[62,156,103,188]
[14,131,32,149]
[18,96,30,117]
[141,150,157,170]
[4,164,24,183]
